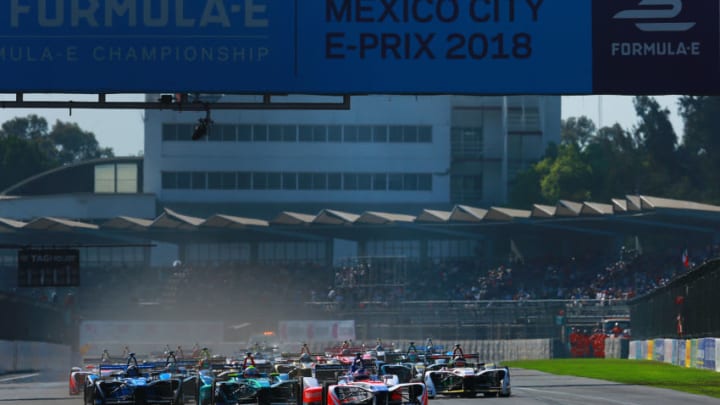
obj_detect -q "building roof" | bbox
[0,195,718,246]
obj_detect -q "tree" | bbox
[584,124,641,201]
[677,96,720,202]
[0,114,49,140]
[561,116,596,150]
[540,143,593,202]
[50,120,114,165]
[633,96,677,168]
[0,115,114,192]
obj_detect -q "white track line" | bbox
[0,373,40,382]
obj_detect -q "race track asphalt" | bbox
[0,368,718,405]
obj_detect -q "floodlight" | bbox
[192,109,213,141]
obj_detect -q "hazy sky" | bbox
[0,95,684,157]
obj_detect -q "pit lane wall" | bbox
[0,340,71,374]
[629,338,720,371]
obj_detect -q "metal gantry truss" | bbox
[0,93,351,111]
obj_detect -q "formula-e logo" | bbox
[613,0,696,32]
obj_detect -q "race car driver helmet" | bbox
[243,366,259,378]
[452,358,466,367]
[126,365,140,377]
[353,368,370,381]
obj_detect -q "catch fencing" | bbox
[629,258,720,340]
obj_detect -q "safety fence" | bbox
[630,258,720,340]
[629,338,719,372]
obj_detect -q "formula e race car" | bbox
[83,352,188,405]
[70,366,95,395]
[196,353,301,405]
[422,355,511,398]
[302,367,427,405]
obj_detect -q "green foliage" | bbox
[510,96,720,207]
[0,115,114,192]
[505,359,720,398]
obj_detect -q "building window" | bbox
[328,173,342,190]
[208,172,236,189]
[238,125,252,141]
[373,173,387,190]
[95,164,115,193]
[283,173,297,189]
[268,172,282,189]
[176,172,191,189]
[192,172,206,189]
[253,125,268,142]
[238,172,252,189]
[451,127,483,159]
[162,170,432,192]
[451,175,483,203]
[328,126,342,142]
[96,163,138,193]
[253,172,267,189]
[161,172,178,190]
[373,126,388,142]
[344,173,358,190]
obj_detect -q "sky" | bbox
[0,95,684,157]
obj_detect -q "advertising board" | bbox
[0,1,714,94]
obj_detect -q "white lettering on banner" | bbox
[91,45,269,62]
[610,41,700,56]
[323,0,542,61]
[0,45,269,63]
[9,0,268,29]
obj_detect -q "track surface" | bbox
[1,368,718,405]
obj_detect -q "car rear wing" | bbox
[426,353,481,365]
[313,364,348,383]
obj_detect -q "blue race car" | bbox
[83,352,186,405]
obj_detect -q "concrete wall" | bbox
[0,341,71,373]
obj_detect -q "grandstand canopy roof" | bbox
[0,195,719,248]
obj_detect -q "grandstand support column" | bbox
[484,239,494,266]
[614,237,625,259]
[358,240,367,257]
[420,239,428,263]
[250,241,259,265]
[325,240,334,267]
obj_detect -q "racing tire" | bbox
[174,380,184,405]
[321,381,331,405]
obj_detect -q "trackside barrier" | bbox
[308,339,552,361]
[629,338,720,372]
[0,340,70,374]
[603,337,628,359]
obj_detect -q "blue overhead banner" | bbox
[0,0,714,94]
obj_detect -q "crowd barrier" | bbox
[0,340,71,374]
[629,338,719,371]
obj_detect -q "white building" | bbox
[144,94,560,214]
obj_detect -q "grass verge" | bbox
[504,359,720,398]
